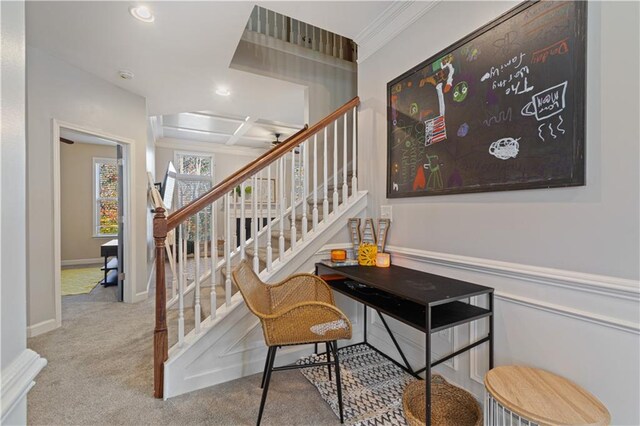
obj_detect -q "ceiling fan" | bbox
[270,133,282,147]
[60,137,75,144]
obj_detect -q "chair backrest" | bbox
[231,260,271,317]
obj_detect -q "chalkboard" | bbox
[386,1,586,198]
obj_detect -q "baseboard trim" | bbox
[27,318,58,337]
[61,258,103,267]
[0,349,47,423]
[387,245,639,301]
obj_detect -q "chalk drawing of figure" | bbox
[424,154,444,191]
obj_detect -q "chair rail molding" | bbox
[0,349,47,423]
[354,0,441,63]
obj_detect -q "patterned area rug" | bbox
[61,267,103,296]
[297,344,416,425]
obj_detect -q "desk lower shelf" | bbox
[329,280,491,333]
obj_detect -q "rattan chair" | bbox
[232,260,352,425]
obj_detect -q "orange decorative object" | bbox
[358,243,378,266]
[331,249,347,262]
[376,253,391,268]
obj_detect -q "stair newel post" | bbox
[342,112,349,207]
[290,149,297,251]
[266,163,273,271]
[194,213,201,334]
[210,200,217,319]
[224,192,232,306]
[312,134,319,229]
[252,175,259,273]
[333,120,339,212]
[240,181,246,260]
[301,140,308,240]
[278,157,285,260]
[153,208,168,399]
[323,127,329,219]
[352,105,358,195]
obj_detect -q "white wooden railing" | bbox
[153,97,360,398]
[245,5,357,63]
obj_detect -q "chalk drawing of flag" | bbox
[425,115,447,146]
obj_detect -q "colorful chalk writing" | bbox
[387,0,585,197]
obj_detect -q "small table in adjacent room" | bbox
[100,239,118,286]
[315,262,494,426]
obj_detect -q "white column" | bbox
[194,214,201,333]
[177,226,185,347]
[252,175,259,273]
[342,112,349,206]
[278,157,285,259]
[312,134,319,229]
[224,193,232,306]
[333,121,339,212]
[210,200,216,319]
[352,106,358,195]
[240,181,246,260]
[290,149,297,251]
[301,141,308,239]
[323,127,329,219]
[266,163,273,271]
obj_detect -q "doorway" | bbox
[53,121,134,325]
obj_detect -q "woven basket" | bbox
[402,375,482,426]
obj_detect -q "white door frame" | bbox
[52,119,137,327]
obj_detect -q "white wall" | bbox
[1,2,46,423]
[26,47,150,335]
[357,1,639,424]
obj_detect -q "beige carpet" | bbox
[61,267,103,296]
[27,275,339,425]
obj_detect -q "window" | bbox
[174,152,214,241]
[93,158,118,237]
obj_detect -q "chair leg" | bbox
[257,346,277,426]
[331,341,344,423]
[325,342,332,381]
[260,346,275,389]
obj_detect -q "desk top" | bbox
[316,263,492,306]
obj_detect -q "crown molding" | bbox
[354,0,441,64]
[155,138,266,157]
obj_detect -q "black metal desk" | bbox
[315,263,494,426]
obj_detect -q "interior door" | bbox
[116,144,124,302]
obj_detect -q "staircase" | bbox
[152,97,366,399]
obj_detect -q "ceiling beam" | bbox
[225,116,259,146]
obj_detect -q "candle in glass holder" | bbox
[376,252,391,267]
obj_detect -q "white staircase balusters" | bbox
[240,182,246,260]
[290,149,297,251]
[177,227,185,347]
[210,200,216,319]
[301,140,308,239]
[333,121,339,212]
[352,105,358,195]
[194,214,201,334]
[323,127,329,219]
[342,112,349,206]
[266,163,273,271]
[224,193,232,306]
[257,7,261,34]
[252,175,259,273]
[278,157,285,260]
[312,134,319,229]
[233,190,239,249]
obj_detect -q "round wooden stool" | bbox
[484,365,610,426]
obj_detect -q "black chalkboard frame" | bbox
[386,0,587,198]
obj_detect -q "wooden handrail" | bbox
[166,96,360,230]
[153,95,359,398]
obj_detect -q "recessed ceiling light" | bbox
[118,70,135,80]
[129,5,154,23]
[215,88,231,97]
